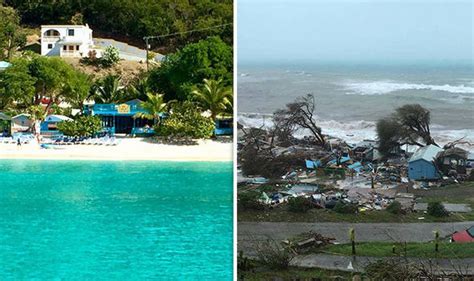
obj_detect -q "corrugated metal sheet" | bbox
[408,144,443,163]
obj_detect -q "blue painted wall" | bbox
[408,159,440,181]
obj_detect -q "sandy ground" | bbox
[0,138,233,162]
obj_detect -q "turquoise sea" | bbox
[0,160,233,280]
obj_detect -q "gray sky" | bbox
[238,0,473,64]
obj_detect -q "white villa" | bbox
[41,24,94,58]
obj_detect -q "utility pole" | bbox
[142,23,232,72]
[144,37,150,72]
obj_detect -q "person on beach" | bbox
[17,138,21,147]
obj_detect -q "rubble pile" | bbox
[238,124,474,215]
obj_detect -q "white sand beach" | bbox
[0,138,232,161]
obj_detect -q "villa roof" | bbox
[41,24,90,28]
[409,145,444,163]
[44,115,72,122]
[12,113,31,119]
[59,38,86,44]
[125,99,143,105]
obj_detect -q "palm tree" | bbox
[92,75,124,104]
[127,76,151,101]
[191,79,233,121]
[134,93,167,125]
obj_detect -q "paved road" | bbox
[238,221,474,254]
[292,254,474,274]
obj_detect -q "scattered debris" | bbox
[283,231,335,254]
[238,122,473,215]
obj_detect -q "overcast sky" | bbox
[237,0,473,64]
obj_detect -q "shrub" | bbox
[239,191,265,211]
[365,259,418,280]
[287,196,313,213]
[333,201,358,214]
[386,201,404,214]
[100,46,120,67]
[255,238,294,270]
[427,201,449,217]
[57,115,102,136]
[80,50,99,66]
[155,101,215,139]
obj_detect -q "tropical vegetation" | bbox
[0,4,233,139]
[134,93,167,126]
[3,0,232,52]
[156,101,215,139]
[57,115,102,137]
[192,78,233,121]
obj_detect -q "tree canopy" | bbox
[0,54,91,118]
[0,5,26,60]
[4,0,232,52]
[376,104,438,157]
[148,36,233,101]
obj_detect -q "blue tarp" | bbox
[305,159,321,169]
[348,161,363,172]
[328,156,351,165]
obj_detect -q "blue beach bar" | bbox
[84,99,155,135]
[215,118,233,136]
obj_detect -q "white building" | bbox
[41,24,94,58]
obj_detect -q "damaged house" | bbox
[408,145,444,181]
[436,147,469,177]
[351,140,382,162]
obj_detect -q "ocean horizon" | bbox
[238,62,474,147]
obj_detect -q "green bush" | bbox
[57,115,102,136]
[386,201,403,214]
[255,238,294,270]
[155,101,215,139]
[287,197,313,213]
[100,46,120,67]
[427,201,449,217]
[333,201,358,214]
[239,191,265,211]
[365,259,418,280]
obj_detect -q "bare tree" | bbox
[274,94,326,147]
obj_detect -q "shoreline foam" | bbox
[238,113,474,150]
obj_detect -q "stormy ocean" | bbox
[238,62,474,147]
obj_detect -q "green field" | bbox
[322,241,474,259]
[238,266,353,281]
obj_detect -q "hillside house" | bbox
[41,24,94,58]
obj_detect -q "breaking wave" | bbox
[238,113,474,149]
[342,81,474,96]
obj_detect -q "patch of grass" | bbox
[238,205,473,223]
[412,182,474,204]
[322,242,474,259]
[238,266,353,281]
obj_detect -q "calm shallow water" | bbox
[0,160,233,280]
